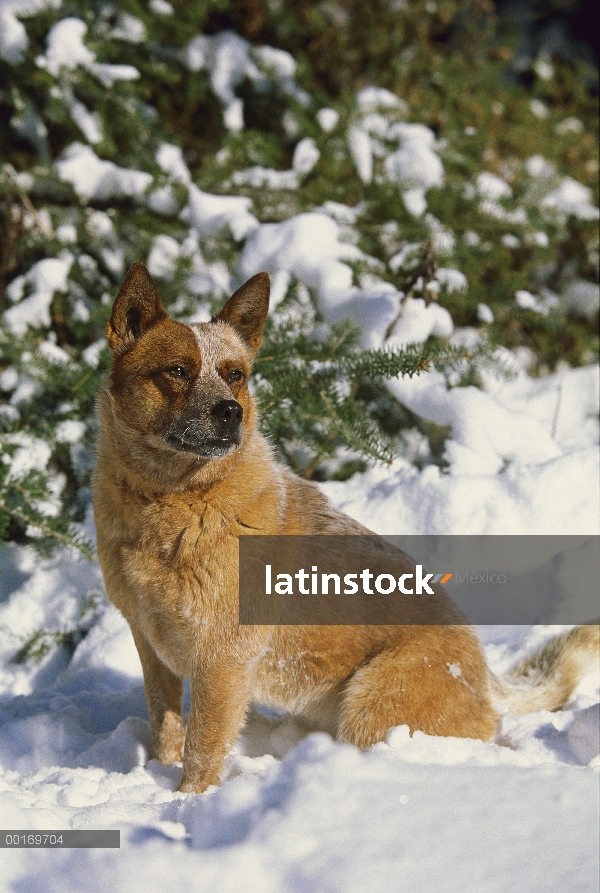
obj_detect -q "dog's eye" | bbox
[227,369,244,383]
[165,366,190,380]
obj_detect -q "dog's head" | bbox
[104,263,269,465]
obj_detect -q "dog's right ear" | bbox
[214,272,270,356]
[106,262,167,355]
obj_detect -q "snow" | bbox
[37,339,70,365]
[291,138,320,176]
[560,279,600,319]
[527,230,549,247]
[84,211,112,240]
[36,17,140,87]
[525,155,556,179]
[239,212,362,308]
[534,57,554,80]
[425,213,456,255]
[567,704,600,764]
[477,172,512,201]
[146,184,179,216]
[357,86,406,112]
[384,123,444,192]
[63,88,102,144]
[56,144,153,203]
[3,254,73,335]
[91,64,140,89]
[555,116,584,135]
[320,360,599,535]
[515,289,540,310]
[541,177,600,220]
[155,143,191,185]
[231,166,299,191]
[0,6,29,65]
[55,224,77,244]
[387,297,454,347]
[0,0,61,65]
[402,186,428,216]
[230,139,320,191]
[29,16,142,143]
[146,235,181,281]
[185,31,297,132]
[0,558,597,893]
[149,0,173,14]
[317,108,339,132]
[37,17,94,75]
[346,110,443,217]
[0,448,598,883]
[182,185,258,242]
[55,420,85,444]
[81,340,106,368]
[530,99,549,119]
[1,431,51,481]
[251,45,296,79]
[0,367,19,392]
[436,267,468,293]
[109,13,146,44]
[501,233,520,248]
[195,33,253,130]
[348,125,373,184]
[477,302,494,323]
[388,362,597,479]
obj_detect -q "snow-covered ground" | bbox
[0,572,598,893]
[0,355,598,891]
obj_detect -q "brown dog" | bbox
[93,263,598,793]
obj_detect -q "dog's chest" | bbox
[120,494,239,638]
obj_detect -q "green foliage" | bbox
[11,591,102,665]
[255,304,494,479]
[0,327,104,557]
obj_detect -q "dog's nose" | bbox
[211,399,243,428]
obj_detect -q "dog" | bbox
[93,262,599,793]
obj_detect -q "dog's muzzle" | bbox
[164,399,244,458]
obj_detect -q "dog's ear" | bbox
[107,262,167,354]
[214,272,270,356]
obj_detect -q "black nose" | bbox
[211,399,243,429]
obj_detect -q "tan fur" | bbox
[93,263,599,793]
[489,624,600,714]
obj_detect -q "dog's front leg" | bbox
[130,626,186,764]
[178,658,254,794]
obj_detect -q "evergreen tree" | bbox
[0,0,597,558]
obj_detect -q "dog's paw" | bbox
[177,765,221,794]
[177,777,211,795]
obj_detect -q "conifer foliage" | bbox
[0,1,597,555]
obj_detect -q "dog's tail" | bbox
[490,624,599,714]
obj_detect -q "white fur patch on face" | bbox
[189,322,252,375]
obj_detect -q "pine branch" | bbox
[0,499,94,561]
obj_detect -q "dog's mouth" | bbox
[163,401,244,460]
[164,424,242,459]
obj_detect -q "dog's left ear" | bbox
[214,272,270,356]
